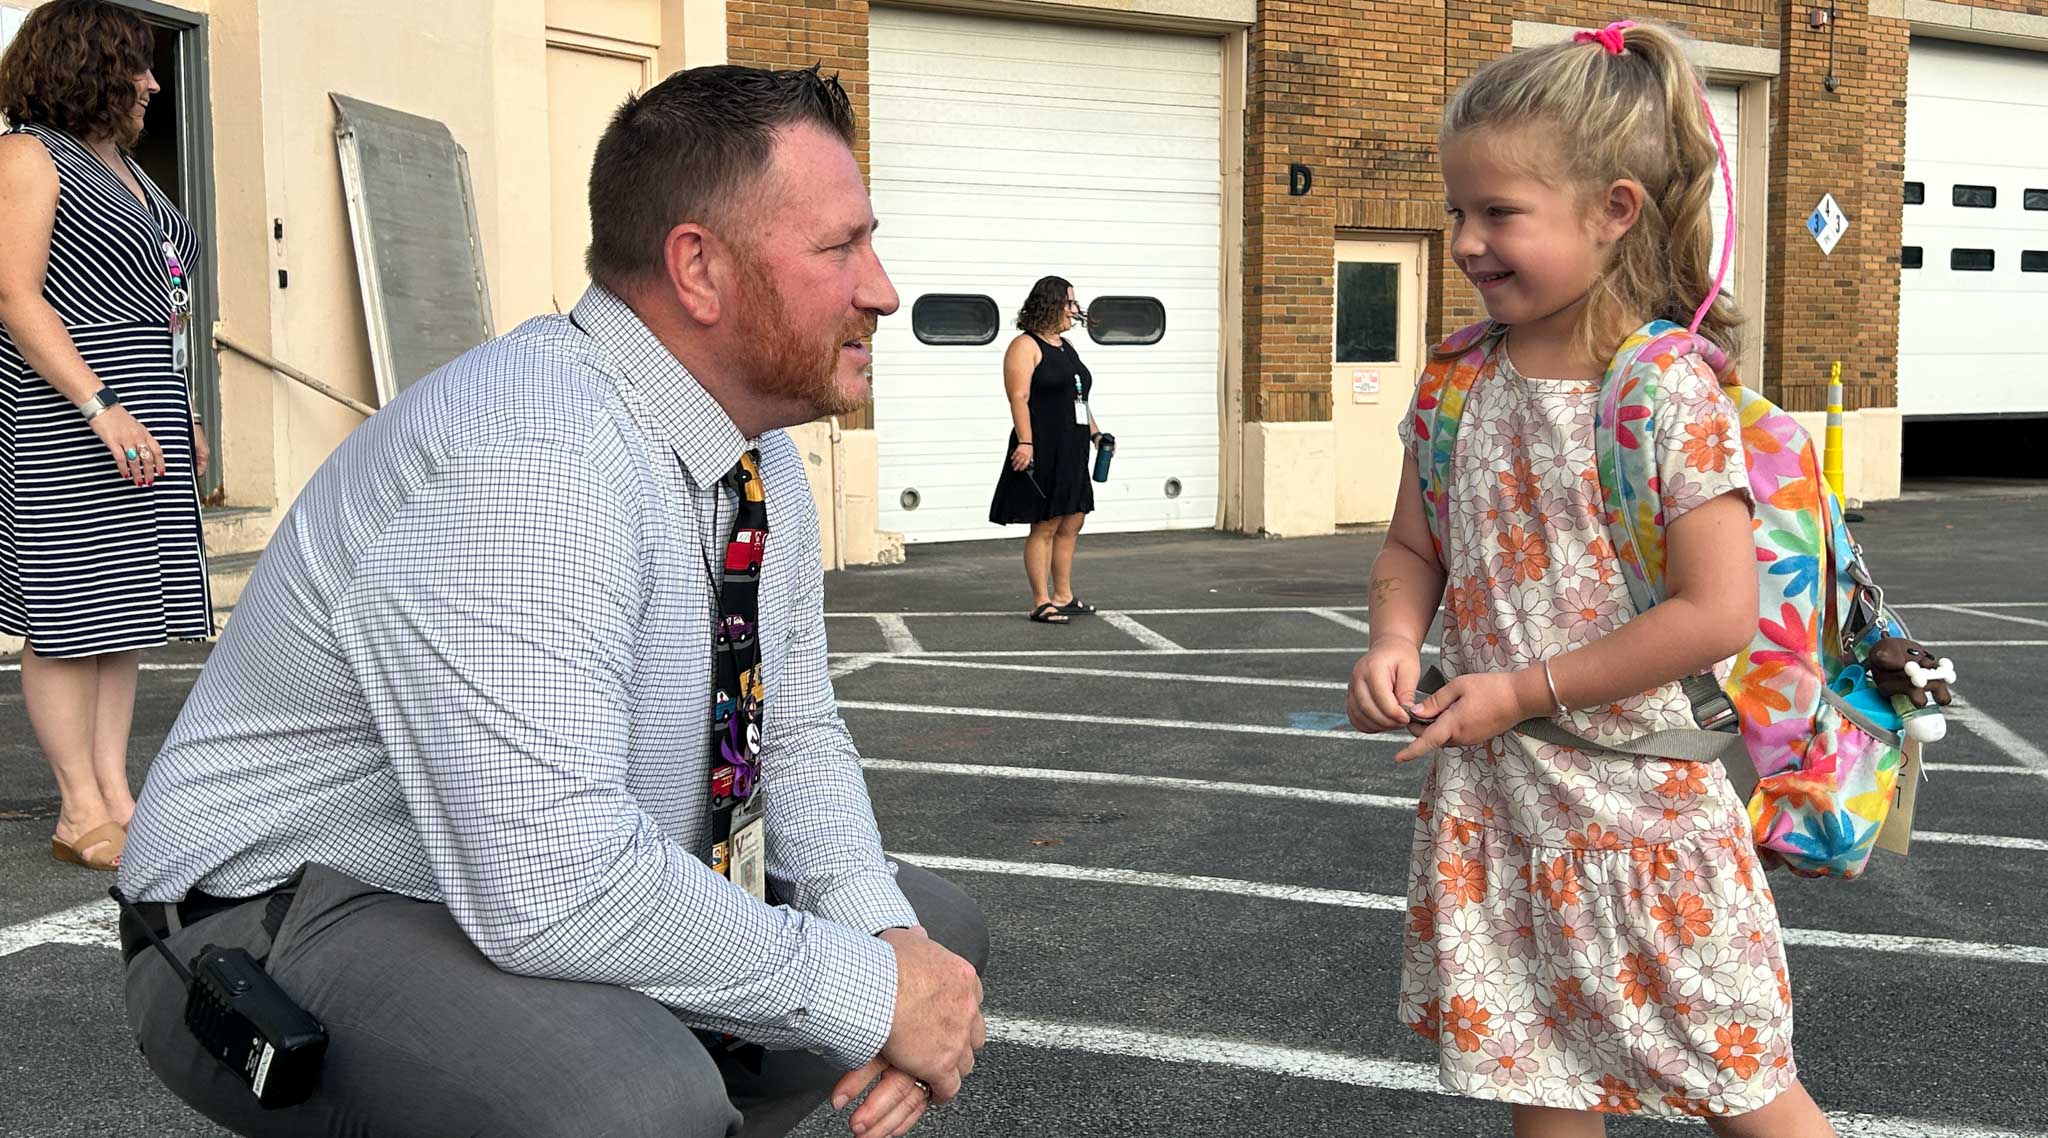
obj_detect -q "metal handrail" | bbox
[214,330,377,419]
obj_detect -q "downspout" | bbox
[828,416,848,572]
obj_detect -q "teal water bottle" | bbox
[1091,433,1116,482]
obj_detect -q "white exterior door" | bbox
[1901,39,2048,417]
[868,7,1224,543]
[0,7,22,50]
[1706,84,1739,298]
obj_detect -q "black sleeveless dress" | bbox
[989,333,1094,524]
[0,124,213,657]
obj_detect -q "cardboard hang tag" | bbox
[1874,739,1921,856]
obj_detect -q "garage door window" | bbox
[2027,189,2048,211]
[2023,251,2048,273]
[1951,248,1995,271]
[1902,246,1923,269]
[1953,185,1998,208]
[910,294,999,345]
[1905,181,1924,205]
[1085,297,1166,346]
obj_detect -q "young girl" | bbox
[1346,22,1837,1138]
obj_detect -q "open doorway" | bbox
[120,0,220,502]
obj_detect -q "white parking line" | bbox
[985,1015,2048,1138]
[862,656,1350,691]
[873,614,923,655]
[863,759,1418,811]
[864,759,2048,854]
[830,645,1433,662]
[0,662,202,673]
[1100,612,1183,651]
[841,700,1407,742]
[827,605,1376,619]
[827,656,879,681]
[902,854,2048,966]
[1310,608,1377,636]
[1917,605,2048,628]
[0,900,115,958]
[1895,602,2048,610]
[1924,763,2048,779]
[842,701,2048,777]
[1946,699,2048,771]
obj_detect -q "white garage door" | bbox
[1901,39,2048,417]
[868,7,1223,543]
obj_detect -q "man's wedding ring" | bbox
[912,1079,932,1099]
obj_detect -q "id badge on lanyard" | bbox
[162,240,192,378]
[1073,373,1089,426]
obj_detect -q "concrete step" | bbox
[207,550,261,614]
[202,505,277,558]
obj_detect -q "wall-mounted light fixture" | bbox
[1811,4,1839,92]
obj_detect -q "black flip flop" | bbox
[1056,599,1097,615]
[1029,602,1071,624]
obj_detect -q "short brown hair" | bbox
[1015,275,1074,335]
[585,64,856,290]
[0,0,154,148]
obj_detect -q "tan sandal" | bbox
[51,822,125,871]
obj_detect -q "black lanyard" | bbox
[707,451,768,853]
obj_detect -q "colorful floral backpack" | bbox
[1412,318,1937,879]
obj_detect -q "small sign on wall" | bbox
[1807,193,1849,256]
[1351,368,1381,403]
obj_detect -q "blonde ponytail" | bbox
[1442,21,1744,366]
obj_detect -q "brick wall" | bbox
[1244,2,1782,422]
[728,0,877,429]
[1243,0,1932,420]
[728,0,1979,427]
[1765,2,1907,412]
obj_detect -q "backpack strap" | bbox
[1412,321,1501,564]
[1417,666,1751,768]
[1590,320,1731,614]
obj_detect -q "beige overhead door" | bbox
[545,36,654,314]
[1331,236,1427,526]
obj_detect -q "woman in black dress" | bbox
[0,1,213,870]
[988,276,1103,625]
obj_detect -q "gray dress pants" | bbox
[124,861,989,1138]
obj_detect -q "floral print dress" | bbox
[1393,343,1798,1118]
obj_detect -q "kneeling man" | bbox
[118,64,985,1138]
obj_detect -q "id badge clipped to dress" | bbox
[1073,398,1090,426]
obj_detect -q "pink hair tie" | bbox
[1574,19,1637,55]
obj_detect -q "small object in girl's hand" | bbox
[1406,701,1439,726]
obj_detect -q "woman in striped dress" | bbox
[0,0,212,871]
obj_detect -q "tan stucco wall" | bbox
[1242,421,1337,537]
[1791,409,1905,505]
[196,0,722,518]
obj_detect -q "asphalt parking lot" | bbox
[5,489,2047,1137]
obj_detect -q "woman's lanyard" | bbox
[1070,347,1089,426]
[163,239,191,377]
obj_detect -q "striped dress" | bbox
[0,122,212,658]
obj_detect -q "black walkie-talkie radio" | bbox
[111,888,328,1108]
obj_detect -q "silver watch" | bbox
[77,386,120,422]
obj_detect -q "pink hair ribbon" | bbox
[1573,19,1636,55]
[1575,18,1735,334]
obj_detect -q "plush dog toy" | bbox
[1867,637,1956,742]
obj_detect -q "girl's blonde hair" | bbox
[1441,22,1743,366]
